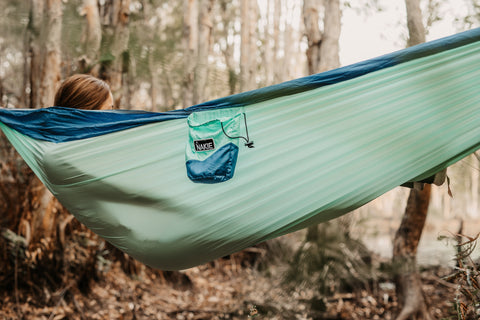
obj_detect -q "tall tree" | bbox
[13,0,63,259]
[39,0,63,108]
[303,0,340,75]
[240,0,258,92]
[303,0,341,241]
[273,0,281,83]
[27,0,63,108]
[99,0,131,107]
[182,0,198,107]
[319,0,340,72]
[392,1,432,319]
[27,0,44,108]
[79,0,102,73]
[182,0,215,106]
[218,0,238,95]
[282,0,293,81]
[393,186,433,320]
[193,0,214,104]
[303,0,322,75]
[36,0,62,242]
[262,0,273,86]
[0,2,29,107]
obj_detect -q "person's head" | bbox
[54,74,113,110]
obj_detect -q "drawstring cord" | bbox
[220,113,255,148]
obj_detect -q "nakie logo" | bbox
[194,138,215,152]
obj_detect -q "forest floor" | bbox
[1,215,476,320]
[0,251,461,320]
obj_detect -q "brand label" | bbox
[194,139,215,152]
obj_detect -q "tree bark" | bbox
[303,0,341,241]
[392,2,432,319]
[193,0,214,105]
[148,49,158,111]
[273,0,281,83]
[22,0,63,246]
[100,0,130,107]
[393,186,433,320]
[39,0,62,108]
[319,0,340,72]
[218,0,237,95]
[140,0,158,111]
[22,28,30,108]
[282,1,293,81]
[79,0,102,73]
[182,0,198,107]
[262,0,272,86]
[303,0,321,75]
[240,0,258,92]
[405,0,426,47]
[28,0,44,108]
[304,0,341,75]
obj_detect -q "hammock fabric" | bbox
[1,28,480,270]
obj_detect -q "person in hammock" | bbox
[50,73,170,209]
[55,75,445,190]
[54,74,114,110]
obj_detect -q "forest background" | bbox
[1,0,480,319]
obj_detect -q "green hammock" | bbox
[1,28,480,270]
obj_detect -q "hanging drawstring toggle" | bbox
[221,113,254,148]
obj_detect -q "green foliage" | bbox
[99,52,115,65]
[284,219,377,297]
[343,0,384,15]
[455,0,480,30]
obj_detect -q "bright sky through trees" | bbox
[340,0,476,66]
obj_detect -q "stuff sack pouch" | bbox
[186,108,247,184]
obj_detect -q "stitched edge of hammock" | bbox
[0,27,479,143]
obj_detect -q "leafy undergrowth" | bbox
[0,253,463,320]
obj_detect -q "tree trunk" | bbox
[100,0,130,107]
[405,0,426,47]
[263,0,272,86]
[39,0,62,108]
[273,0,281,83]
[182,0,198,107]
[79,0,102,73]
[149,49,158,111]
[282,0,293,81]
[392,1,432,319]
[193,0,214,105]
[28,0,44,108]
[218,0,237,94]
[22,0,63,246]
[303,0,341,240]
[393,186,433,320]
[304,0,341,75]
[240,0,258,92]
[142,1,157,111]
[303,0,321,75]
[22,29,30,108]
[319,0,340,72]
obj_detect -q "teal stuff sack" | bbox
[186,108,246,184]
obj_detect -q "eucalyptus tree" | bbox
[240,0,259,92]
[0,0,29,107]
[392,1,434,319]
[303,0,341,243]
